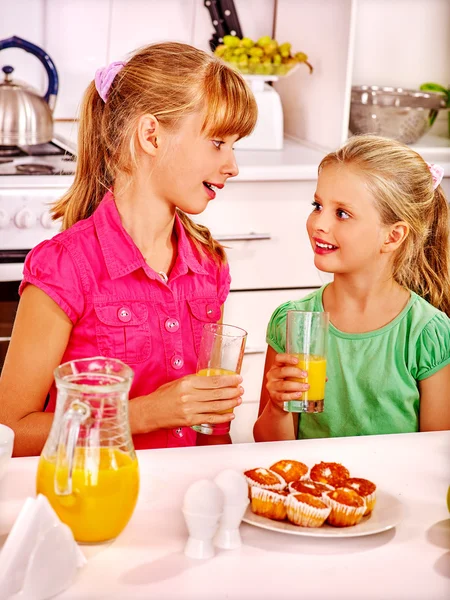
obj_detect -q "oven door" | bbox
[0,281,21,374]
[0,251,29,373]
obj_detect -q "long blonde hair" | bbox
[319,135,450,316]
[52,42,257,263]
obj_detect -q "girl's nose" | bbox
[222,152,239,178]
[315,210,332,233]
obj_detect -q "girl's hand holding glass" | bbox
[265,353,310,412]
[145,372,244,430]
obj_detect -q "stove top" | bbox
[0,141,76,176]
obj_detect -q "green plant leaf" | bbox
[419,82,450,106]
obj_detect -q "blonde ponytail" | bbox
[52,82,111,227]
[406,185,450,315]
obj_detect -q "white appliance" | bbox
[235,76,284,151]
[0,136,75,371]
[0,136,75,282]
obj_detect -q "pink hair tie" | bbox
[94,61,126,102]
[426,162,444,190]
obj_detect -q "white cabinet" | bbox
[196,180,322,290]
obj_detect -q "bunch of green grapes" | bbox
[214,35,313,76]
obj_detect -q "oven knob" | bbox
[40,212,57,229]
[0,209,9,229]
[14,208,35,229]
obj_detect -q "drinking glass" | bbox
[284,311,329,413]
[191,323,247,435]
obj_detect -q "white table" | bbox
[1,432,449,600]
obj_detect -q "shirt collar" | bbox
[93,191,209,280]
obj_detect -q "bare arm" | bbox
[253,346,308,442]
[419,364,450,431]
[0,285,73,456]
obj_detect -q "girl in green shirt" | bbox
[254,135,450,441]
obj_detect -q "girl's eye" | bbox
[212,140,225,149]
[337,209,350,220]
[311,201,322,212]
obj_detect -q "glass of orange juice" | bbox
[285,310,329,413]
[192,323,247,436]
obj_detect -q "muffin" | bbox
[323,487,366,527]
[244,468,286,493]
[250,487,289,521]
[344,477,377,515]
[270,459,309,484]
[310,461,350,488]
[286,492,331,527]
[288,479,333,497]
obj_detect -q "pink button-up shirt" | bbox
[20,192,231,449]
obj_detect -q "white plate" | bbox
[242,490,404,538]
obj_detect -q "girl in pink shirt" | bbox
[0,42,257,455]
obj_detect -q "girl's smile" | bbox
[313,237,339,255]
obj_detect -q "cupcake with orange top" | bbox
[243,468,286,493]
[288,479,332,498]
[323,487,366,527]
[286,492,331,527]
[250,488,289,521]
[270,459,309,484]
[344,478,376,515]
[310,461,350,488]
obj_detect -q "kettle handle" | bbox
[0,35,59,110]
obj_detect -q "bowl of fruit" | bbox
[214,35,313,78]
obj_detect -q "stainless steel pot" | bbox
[0,36,59,146]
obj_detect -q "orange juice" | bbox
[293,354,327,400]
[36,447,139,543]
[197,367,236,413]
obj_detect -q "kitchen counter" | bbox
[1,431,449,599]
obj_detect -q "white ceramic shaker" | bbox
[182,479,224,559]
[213,469,249,550]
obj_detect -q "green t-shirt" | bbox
[266,286,450,439]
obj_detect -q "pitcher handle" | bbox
[54,400,91,496]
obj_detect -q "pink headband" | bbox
[94,61,125,102]
[426,162,444,190]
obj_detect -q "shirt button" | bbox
[173,427,184,438]
[171,355,184,370]
[206,304,215,318]
[117,307,131,322]
[165,318,180,333]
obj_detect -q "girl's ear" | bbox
[381,221,410,254]
[136,114,160,156]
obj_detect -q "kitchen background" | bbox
[1,0,449,443]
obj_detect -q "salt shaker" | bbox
[182,479,224,559]
[213,469,249,550]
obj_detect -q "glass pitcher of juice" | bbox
[36,357,139,544]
